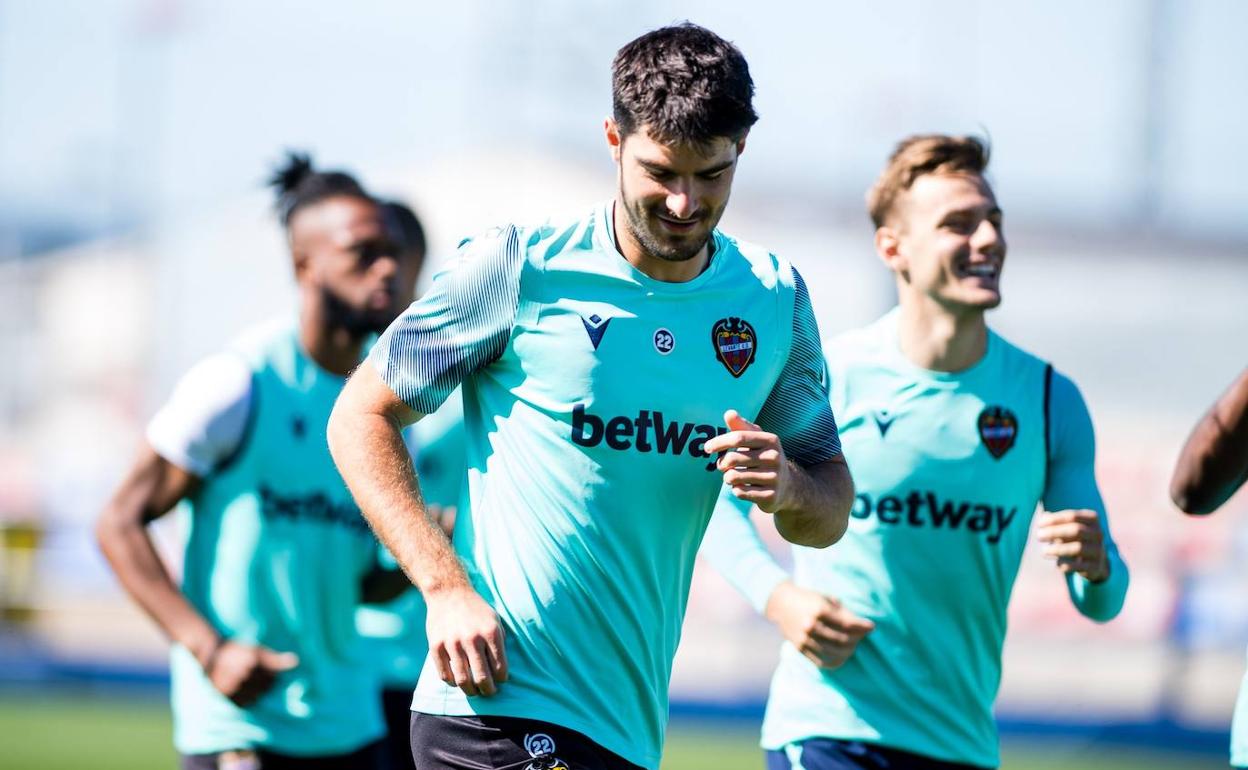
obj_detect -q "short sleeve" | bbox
[754,267,842,466]
[146,353,253,476]
[369,225,526,415]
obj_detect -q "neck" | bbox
[896,291,988,373]
[612,201,709,283]
[299,296,366,377]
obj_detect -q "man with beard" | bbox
[96,153,421,770]
[702,134,1130,770]
[327,22,854,770]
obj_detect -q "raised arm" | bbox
[704,267,853,548]
[1170,367,1248,515]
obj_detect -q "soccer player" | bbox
[1170,367,1248,767]
[701,134,1130,770]
[356,200,465,770]
[96,153,421,770]
[326,22,853,770]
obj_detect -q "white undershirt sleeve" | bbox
[146,353,254,477]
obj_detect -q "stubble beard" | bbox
[620,188,709,264]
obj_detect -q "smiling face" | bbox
[879,172,1006,315]
[608,120,744,275]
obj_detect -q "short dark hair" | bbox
[611,22,758,147]
[268,150,372,228]
[866,135,991,228]
[381,200,427,256]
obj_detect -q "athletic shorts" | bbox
[410,713,644,770]
[765,739,991,770]
[180,739,388,770]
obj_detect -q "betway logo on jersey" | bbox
[571,404,725,471]
[852,490,1019,544]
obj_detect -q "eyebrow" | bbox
[638,158,735,176]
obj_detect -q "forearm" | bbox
[328,405,470,598]
[1171,370,1248,515]
[701,492,791,613]
[95,512,220,664]
[1067,544,1129,622]
[774,458,853,548]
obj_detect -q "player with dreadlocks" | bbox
[97,152,422,769]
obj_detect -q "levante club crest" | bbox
[711,317,757,377]
[977,406,1018,459]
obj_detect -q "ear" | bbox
[291,244,310,281]
[875,226,905,273]
[735,130,749,158]
[605,118,622,163]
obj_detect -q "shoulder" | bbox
[223,317,297,370]
[713,230,795,292]
[467,205,603,271]
[986,327,1051,374]
[825,312,895,366]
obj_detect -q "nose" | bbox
[971,219,1004,255]
[665,182,697,220]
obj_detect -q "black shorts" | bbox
[180,739,389,770]
[410,713,644,770]
[765,739,991,770]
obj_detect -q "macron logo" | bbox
[581,314,611,350]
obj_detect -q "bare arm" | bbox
[95,445,218,663]
[327,362,507,696]
[1171,368,1248,515]
[704,410,853,549]
[95,446,297,704]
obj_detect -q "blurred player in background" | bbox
[96,153,420,770]
[327,22,853,770]
[355,200,465,770]
[1170,367,1248,768]
[702,134,1130,770]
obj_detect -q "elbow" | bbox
[95,504,135,561]
[325,400,352,469]
[1169,479,1216,516]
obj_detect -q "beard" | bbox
[619,187,712,264]
[319,285,398,337]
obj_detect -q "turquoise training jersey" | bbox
[369,202,841,768]
[171,322,384,756]
[355,390,466,688]
[702,309,1129,768]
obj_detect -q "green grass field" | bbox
[0,693,1227,770]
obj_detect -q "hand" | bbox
[425,586,509,697]
[764,581,874,670]
[1035,509,1109,583]
[427,504,457,540]
[202,641,298,707]
[704,410,793,513]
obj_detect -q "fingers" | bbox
[484,626,509,684]
[259,649,299,672]
[723,409,760,432]
[444,641,479,697]
[464,639,496,697]
[704,431,777,455]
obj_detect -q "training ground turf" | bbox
[0,693,1227,770]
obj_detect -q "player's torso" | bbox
[467,214,794,558]
[174,324,381,753]
[766,316,1050,763]
[183,327,374,653]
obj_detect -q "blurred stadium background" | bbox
[2,1,1246,767]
